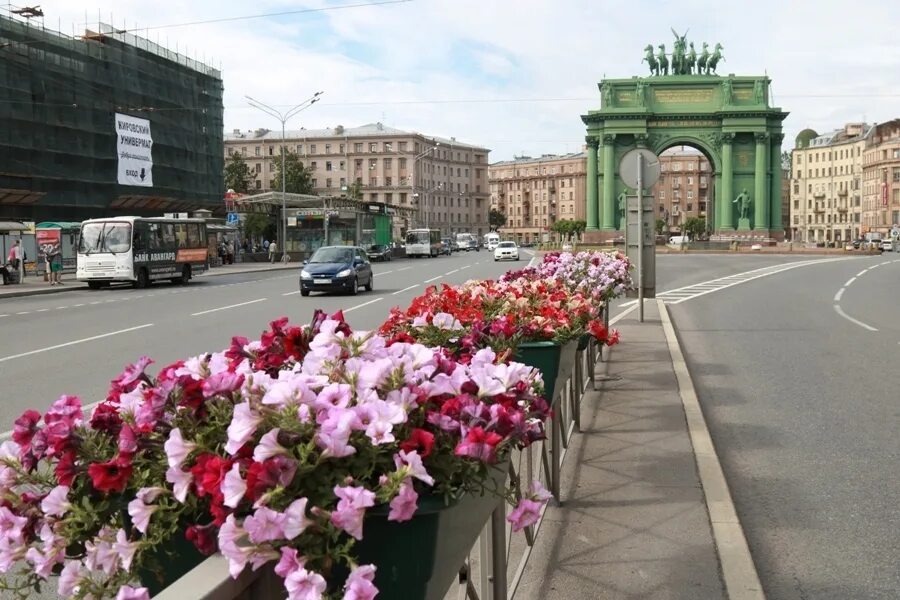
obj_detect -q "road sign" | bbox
[619,149,661,189]
[226,212,239,225]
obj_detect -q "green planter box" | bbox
[515,340,577,402]
[352,462,507,600]
[139,526,207,596]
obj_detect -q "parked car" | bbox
[300,246,373,296]
[881,239,894,252]
[852,239,862,249]
[440,238,453,255]
[493,240,520,261]
[366,244,392,262]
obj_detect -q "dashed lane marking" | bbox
[424,275,442,283]
[282,291,302,296]
[845,277,857,287]
[397,267,413,272]
[444,269,459,275]
[833,304,878,331]
[190,298,268,317]
[343,297,383,313]
[0,324,155,364]
[460,265,471,270]
[392,284,419,296]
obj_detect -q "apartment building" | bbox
[489,153,586,244]
[224,123,491,238]
[789,123,871,244]
[861,119,900,237]
[655,150,712,233]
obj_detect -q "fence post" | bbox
[490,501,508,600]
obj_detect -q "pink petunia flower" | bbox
[164,428,197,469]
[222,463,247,508]
[388,480,418,522]
[57,560,83,596]
[282,497,311,539]
[166,466,193,503]
[127,496,158,534]
[40,485,71,517]
[274,545,305,578]
[285,566,327,600]
[225,402,263,456]
[330,484,375,540]
[243,506,285,544]
[342,564,378,600]
[115,585,150,600]
[113,528,139,571]
[253,428,287,462]
[394,450,434,486]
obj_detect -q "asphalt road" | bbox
[669,252,900,599]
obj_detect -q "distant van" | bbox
[668,235,691,246]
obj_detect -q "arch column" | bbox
[769,133,784,233]
[601,134,616,230]
[585,136,599,230]
[719,133,735,230]
[754,133,769,229]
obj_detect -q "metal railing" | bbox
[158,319,606,600]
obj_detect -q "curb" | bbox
[0,265,300,299]
[658,299,765,600]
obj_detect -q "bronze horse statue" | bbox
[656,44,669,75]
[706,43,724,74]
[642,44,660,76]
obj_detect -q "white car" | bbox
[494,241,519,261]
[881,239,894,252]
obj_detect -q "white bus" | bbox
[77,216,209,289]
[484,232,500,251]
[405,228,442,258]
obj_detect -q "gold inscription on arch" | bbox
[648,119,720,128]
[616,91,634,103]
[733,88,752,100]
[652,88,714,103]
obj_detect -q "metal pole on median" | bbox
[637,152,644,322]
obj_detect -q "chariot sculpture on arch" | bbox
[642,31,724,76]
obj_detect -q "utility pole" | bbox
[246,92,323,258]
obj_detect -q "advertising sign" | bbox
[35,228,61,261]
[115,113,154,187]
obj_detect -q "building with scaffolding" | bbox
[0,10,224,223]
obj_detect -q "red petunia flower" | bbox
[87,456,133,493]
[399,428,435,458]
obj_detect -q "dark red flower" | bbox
[12,410,41,453]
[89,402,122,434]
[190,453,233,500]
[185,523,218,555]
[87,456,133,493]
[245,456,297,502]
[399,428,435,458]
[55,449,77,486]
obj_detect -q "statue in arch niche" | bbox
[734,188,752,228]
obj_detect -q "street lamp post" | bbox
[246,92,324,259]
[411,143,439,229]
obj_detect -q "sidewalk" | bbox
[0,262,301,299]
[515,301,759,600]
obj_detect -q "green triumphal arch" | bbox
[582,33,789,242]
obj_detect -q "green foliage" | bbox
[551,219,585,241]
[345,180,363,200]
[683,216,706,239]
[271,150,315,194]
[488,209,507,230]
[656,218,667,235]
[223,151,256,194]
[244,212,274,241]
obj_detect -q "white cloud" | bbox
[36,0,900,159]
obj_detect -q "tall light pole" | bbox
[246,92,324,258]
[411,142,439,228]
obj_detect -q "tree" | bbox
[655,218,667,235]
[571,220,586,240]
[551,220,572,241]
[683,217,706,239]
[244,212,275,242]
[223,151,256,193]
[781,150,792,172]
[345,180,363,200]
[489,209,507,230]
[271,150,314,194]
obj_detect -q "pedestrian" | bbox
[9,240,24,283]
[226,240,235,265]
[263,239,270,251]
[268,240,277,263]
[49,244,63,285]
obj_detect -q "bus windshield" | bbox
[407,231,430,244]
[78,222,132,254]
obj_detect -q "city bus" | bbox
[405,228,442,258]
[76,216,209,288]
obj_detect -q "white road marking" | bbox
[191,298,267,316]
[833,288,845,302]
[460,265,471,270]
[35,308,49,313]
[282,290,301,296]
[845,277,856,287]
[833,304,878,332]
[343,297,383,313]
[73,304,84,307]
[378,270,394,276]
[55,306,66,310]
[0,324,155,364]
[15,311,29,315]
[424,275,442,283]
[856,269,867,277]
[392,284,420,296]
[0,314,8,318]
[444,269,459,275]
[397,267,412,272]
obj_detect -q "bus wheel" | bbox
[135,268,150,289]
[88,281,103,290]
[172,265,191,285]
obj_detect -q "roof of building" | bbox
[489,152,585,167]
[225,123,488,151]
[806,123,874,148]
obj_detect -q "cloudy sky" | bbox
[32,0,900,160]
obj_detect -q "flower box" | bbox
[514,341,577,404]
[351,461,507,600]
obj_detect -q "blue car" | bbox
[299,246,373,296]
